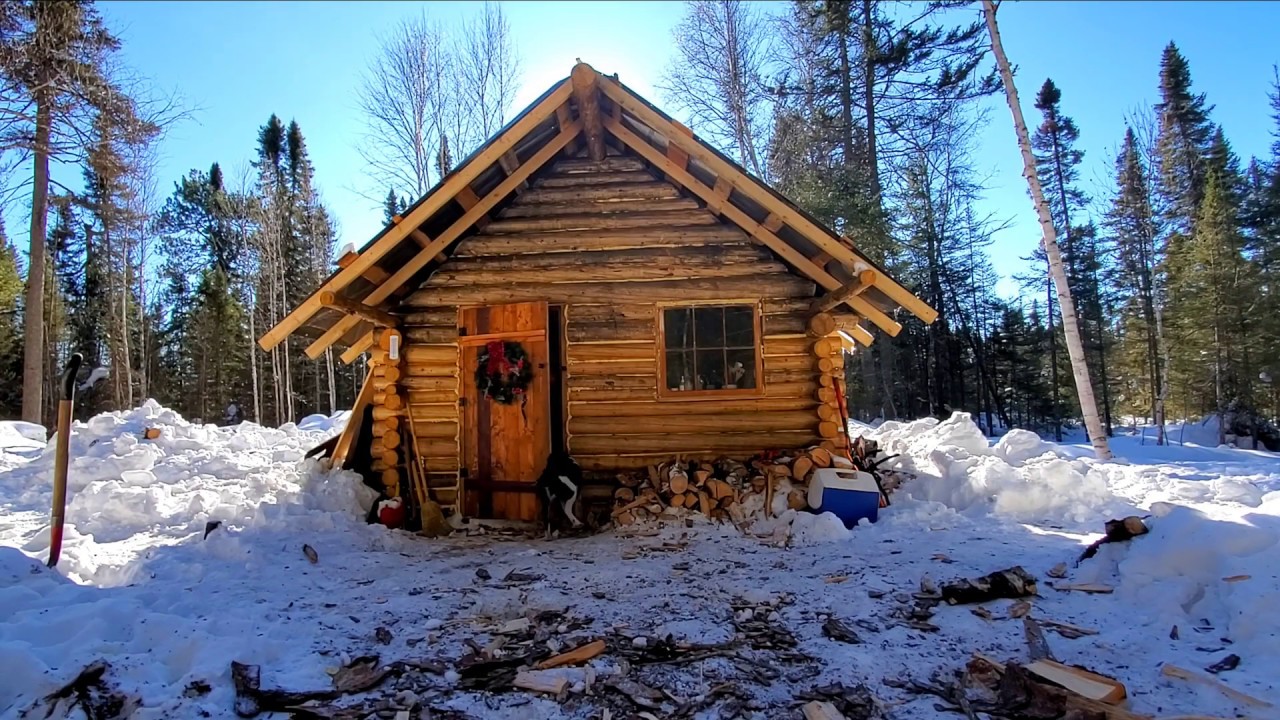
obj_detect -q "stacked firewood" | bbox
[611,446,840,526]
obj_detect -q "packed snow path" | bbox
[1,403,1278,718]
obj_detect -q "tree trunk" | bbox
[22,100,52,425]
[1046,268,1061,441]
[861,0,882,207]
[983,0,1111,459]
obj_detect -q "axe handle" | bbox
[48,353,83,568]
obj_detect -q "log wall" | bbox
[400,155,833,477]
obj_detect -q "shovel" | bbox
[48,352,83,568]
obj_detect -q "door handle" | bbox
[538,363,547,369]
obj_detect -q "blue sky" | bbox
[84,1,1280,298]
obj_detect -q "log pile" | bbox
[610,446,840,527]
[608,433,903,528]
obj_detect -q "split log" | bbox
[787,489,808,510]
[535,639,607,670]
[1160,664,1273,709]
[1025,659,1126,704]
[802,701,846,720]
[1078,516,1149,563]
[512,670,568,695]
[809,448,833,468]
[615,487,635,503]
[941,566,1037,605]
[696,490,712,515]
[792,456,814,482]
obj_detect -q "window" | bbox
[659,304,761,397]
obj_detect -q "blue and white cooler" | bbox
[807,467,881,528]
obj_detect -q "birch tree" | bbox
[660,0,773,178]
[981,0,1111,459]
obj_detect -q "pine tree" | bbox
[1105,127,1167,438]
[0,222,25,417]
[0,0,148,423]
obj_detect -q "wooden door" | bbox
[459,302,550,521]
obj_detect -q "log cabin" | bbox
[259,62,937,524]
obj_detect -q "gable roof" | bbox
[259,62,937,362]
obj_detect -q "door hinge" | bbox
[458,326,467,337]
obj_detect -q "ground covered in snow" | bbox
[1,404,1278,719]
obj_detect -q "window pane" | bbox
[694,306,725,348]
[664,308,693,350]
[665,351,694,391]
[724,306,754,347]
[726,349,756,389]
[695,349,726,390]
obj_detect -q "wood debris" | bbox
[1160,663,1273,708]
[536,639,606,669]
[1048,581,1114,594]
[822,616,863,645]
[302,544,319,564]
[27,661,138,720]
[941,566,1037,605]
[1078,515,1149,564]
[1204,653,1240,674]
[512,669,569,695]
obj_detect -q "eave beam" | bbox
[319,291,399,329]
[811,270,877,315]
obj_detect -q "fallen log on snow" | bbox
[940,566,1037,605]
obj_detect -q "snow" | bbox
[1,404,1278,718]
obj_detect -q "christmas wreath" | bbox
[475,340,533,404]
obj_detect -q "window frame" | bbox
[655,300,765,401]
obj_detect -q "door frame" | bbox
[456,302,554,521]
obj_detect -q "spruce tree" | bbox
[0,224,25,417]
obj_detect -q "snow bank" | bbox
[866,412,1129,526]
[0,400,365,586]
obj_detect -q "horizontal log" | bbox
[568,375,656,391]
[499,197,699,219]
[568,320,654,343]
[762,337,815,356]
[481,209,719,234]
[455,226,749,257]
[404,363,458,378]
[404,345,457,363]
[404,327,457,344]
[404,389,460,407]
[408,277,816,307]
[428,247,781,287]
[567,343,655,362]
[550,156,646,173]
[571,387,658,402]
[767,381,819,398]
[765,355,817,372]
[416,439,458,458]
[765,368,822,384]
[408,403,459,421]
[535,170,654,188]
[569,431,822,456]
[513,182,680,204]
[411,420,458,439]
[568,411,819,436]
[762,298,810,315]
[400,375,460,394]
[567,397,819,417]
[400,308,457,326]
[763,314,806,336]
[569,358,656,376]
[567,304,656,324]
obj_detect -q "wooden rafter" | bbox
[605,115,903,337]
[596,73,936,326]
[571,63,606,161]
[811,270,877,314]
[832,315,875,347]
[340,332,375,365]
[258,79,574,352]
[303,120,585,358]
[319,291,399,328]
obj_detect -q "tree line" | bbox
[3,0,1277,448]
[0,0,517,427]
[664,0,1280,446]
